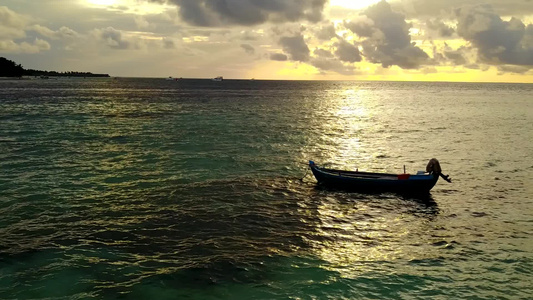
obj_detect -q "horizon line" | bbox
[112,76,533,84]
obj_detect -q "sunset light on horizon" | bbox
[1,0,532,82]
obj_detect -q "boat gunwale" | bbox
[317,167,398,179]
[311,164,436,182]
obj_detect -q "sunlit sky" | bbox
[1,0,532,82]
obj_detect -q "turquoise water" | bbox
[0,78,532,299]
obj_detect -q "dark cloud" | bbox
[240,43,254,54]
[166,0,327,27]
[343,16,374,38]
[315,23,337,40]
[465,63,490,71]
[426,19,455,37]
[443,48,467,65]
[497,64,530,74]
[270,53,288,61]
[310,47,358,75]
[279,34,310,62]
[174,1,213,27]
[334,38,362,63]
[270,24,306,39]
[346,1,429,69]
[430,42,471,66]
[313,48,334,58]
[455,4,533,67]
[93,27,132,49]
[310,57,356,75]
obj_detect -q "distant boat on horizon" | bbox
[166,76,181,81]
[212,76,223,82]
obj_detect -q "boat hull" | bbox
[309,161,439,194]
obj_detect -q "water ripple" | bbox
[1,79,532,299]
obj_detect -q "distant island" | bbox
[0,57,110,78]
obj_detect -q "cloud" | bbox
[455,4,533,67]
[334,38,362,63]
[0,6,27,28]
[279,34,310,62]
[421,66,438,74]
[240,43,254,54]
[0,6,52,54]
[270,53,288,61]
[426,19,455,37]
[134,16,151,29]
[315,23,337,40]
[3,0,532,80]
[310,57,356,75]
[344,16,374,38]
[162,37,177,49]
[0,38,50,53]
[397,0,533,19]
[30,25,79,40]
[313,48,334,58]
[0,6,29,39]
[443,47,467,65]
[32,38,51,51]
[91,27,134,49]
[497,64,531,74]
[310,46,359,75]
[465,63,490,71]
[239,30,262,41]
[164,0,327,27]
[346,1,429,69]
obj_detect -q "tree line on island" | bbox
[0,57,110,78]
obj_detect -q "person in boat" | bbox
[426,158,452,182]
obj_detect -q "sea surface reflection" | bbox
[0,78,531,299]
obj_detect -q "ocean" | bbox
[0,78,532,299]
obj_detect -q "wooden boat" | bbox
[309,158,451,194]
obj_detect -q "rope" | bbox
[299,167,309,181]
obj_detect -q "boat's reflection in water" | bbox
[301,180,442,273]
[311,183,439,210]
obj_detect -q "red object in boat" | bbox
[397,174,410,180]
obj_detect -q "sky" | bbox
[1,0,532,82]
